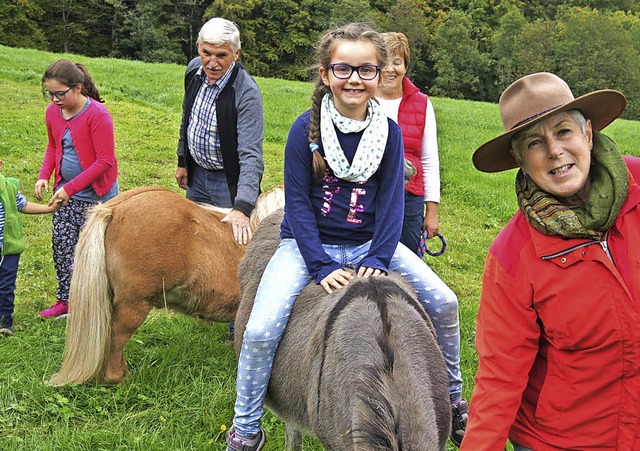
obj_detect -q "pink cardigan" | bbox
[39,100,118,197]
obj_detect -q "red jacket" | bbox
[397,77,427,196]
[39,100,118,198]
[462,156,640,451]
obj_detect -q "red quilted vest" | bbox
[397,77,428,196]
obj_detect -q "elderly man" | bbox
[462,73,640,450]
[176,17,264,246]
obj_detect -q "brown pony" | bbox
[48,186,284,386]
[235,210,451,450]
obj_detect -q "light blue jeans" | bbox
[233,238,461,437]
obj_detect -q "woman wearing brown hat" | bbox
[461,72,640,450]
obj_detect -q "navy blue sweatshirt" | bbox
[281,110,405,283]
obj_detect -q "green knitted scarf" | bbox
[515,131,628,240]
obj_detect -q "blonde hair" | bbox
[381,32,410,68]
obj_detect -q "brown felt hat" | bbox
[472,72,627,173]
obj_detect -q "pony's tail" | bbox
[48,204,114,386]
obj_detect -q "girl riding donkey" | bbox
[226,23,466,450]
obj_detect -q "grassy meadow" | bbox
[1,44,639,450]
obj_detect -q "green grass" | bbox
[1,44,639,450]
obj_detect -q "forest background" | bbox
[3,0,640,119]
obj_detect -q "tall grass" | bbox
[1,44,638,450]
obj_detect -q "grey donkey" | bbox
[234,210,451,450]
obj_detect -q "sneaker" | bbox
[39,299,69,319]
[226,425,266,451]
[450,398,468,447]
[0,315,13,336]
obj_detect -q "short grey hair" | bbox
[510,109,588,162]
[198,18,241,52]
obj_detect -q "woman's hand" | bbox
[320,268,354,294]
[48,187,69,207]
[357,266,387,278]
[423,201,440,238]
[34,179,49,201]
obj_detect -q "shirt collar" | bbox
[197,61,236,90]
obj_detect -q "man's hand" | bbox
[175,167,188,190]
[221,209,252,245]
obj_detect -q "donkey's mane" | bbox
[353,363,402,450]
[314,277,430,448]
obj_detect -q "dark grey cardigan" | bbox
[177,58,264,216]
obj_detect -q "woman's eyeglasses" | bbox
[329,64,381,80]
[43,86,74,101]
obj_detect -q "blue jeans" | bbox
[186,163,232,208]
[233,238,462,437]
[0,254,20,318]
[512,444,535,451]
[400,191,424,256]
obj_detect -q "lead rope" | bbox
[417,230,447,258]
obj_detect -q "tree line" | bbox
[3,0,640,119]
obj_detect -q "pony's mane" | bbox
[194,185,285,230]
[250,186,285,231]
[197,203,232,214]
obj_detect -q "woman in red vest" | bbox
[376,32,467,447]
[376,32,442,255]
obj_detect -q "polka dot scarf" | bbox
[320,93,388,182]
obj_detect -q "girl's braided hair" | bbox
[308,23,388,181]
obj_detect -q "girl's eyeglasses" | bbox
[329,64,381,80]
[43,86,74,101]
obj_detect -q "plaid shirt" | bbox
[187,62,236,170]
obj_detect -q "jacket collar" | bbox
[402,77,420,98]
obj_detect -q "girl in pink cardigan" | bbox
[36,59,119,318]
